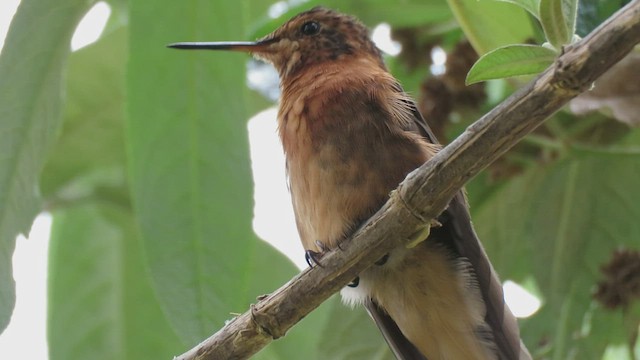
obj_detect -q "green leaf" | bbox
[540,0,578,48]
[447,0,536,55]
[473,143,640,358]
[0,0,95,332]
[466,44,556,84]
[128,0,300,347]
[48,204,184,360]
[495,0,541,19]
[41,27,128,202]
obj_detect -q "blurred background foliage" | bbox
[0,0,639,359]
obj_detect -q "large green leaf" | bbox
[447,0,536,55]
[44,17,179,359]
[466,44,556,84]
[41,27,128,203]
[0,0,95,332]
[473,137,640,358]
[48,204,183,359]
[127,0,309,348]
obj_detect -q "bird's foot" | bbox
[406,219,442,248]
[305,250,324,268]
[305,240,329,268]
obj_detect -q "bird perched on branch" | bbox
[169,7,531,360]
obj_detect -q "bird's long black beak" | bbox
[167,40,274,53]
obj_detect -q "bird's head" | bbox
[169,7,385,80]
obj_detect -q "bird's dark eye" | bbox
[301,21,320,36]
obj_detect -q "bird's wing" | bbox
[405,94,531,360]
[364,298,428,360]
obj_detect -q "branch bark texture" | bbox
[175,1,640,359]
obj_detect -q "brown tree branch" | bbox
[175,1,640,359]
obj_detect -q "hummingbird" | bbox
[169,7,531,360]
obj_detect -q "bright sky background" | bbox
[0,2,540,359]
